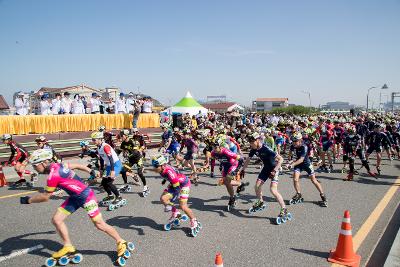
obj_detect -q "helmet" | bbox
[132,128,139,133]
[161,123,169,129]
[348,127,356,135]
[119,129,130,137]
[29,149,53,164]
[248,132,261,142]
[98,125,106,132]
[291,133,302,142]
[80,140,89,147]
[173,127,180,132]
[214,136,226,147]
[151,155,168,167]
[35,136,47,142]
[91,132,104,139]
[1,134,12,141]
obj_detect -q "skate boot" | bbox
[288,193,303,205]
[141,185,150,197]
[276,208,293,225]
[236,181,250,196]
[343,172,353,181]
[115,240,135,267]
[368,171,378,179]
[164,211,182,231]
[190,218,202,237]
[118,184,132,193]
[248,200,267,214]
[376,167,381,175]
[45,245,82,267]
[319,193,328,207]
[11,179,27,188]
[227,196,236,211]
[210,172,214,178]
[108,196,127,211]
[100,195,115,206]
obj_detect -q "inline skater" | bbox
[1,134,34,187]
[179,129,199,184]
[159,124,182,167]
[243,133,290,223]
[366,124,387,175]
[98,125,116,148]
[35,136,62,163]
[151,155,201,237]
[119,129,149,196]
[19,149,131,266]
[287,133,327,207]
[131,128,147,159]
[91,132,124,208]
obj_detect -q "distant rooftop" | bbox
[256,98,288,102]
[0,95,10,110]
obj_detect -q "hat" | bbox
[128,92,134,96]
[64,92,70,96]
[92,92,98,97]
[18,92,24,96]
[119,92,124,97]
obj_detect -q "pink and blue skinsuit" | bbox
[211,147,240,178]
[46,163,101,221]
[161,165,191,202]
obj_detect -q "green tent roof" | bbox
[174,92,203,107]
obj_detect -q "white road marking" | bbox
[0,244,44,262]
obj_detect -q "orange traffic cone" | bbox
[328,210,361,267]
[0,165,7,187]
[215,253,223,267]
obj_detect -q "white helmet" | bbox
[91,132,104,139]
[29,149,53,164]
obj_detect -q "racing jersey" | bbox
[46,163,88,196]
[211,147,239,166]
[248,144,276,173]
[7,141,29,163]
[181,138,198,153]
[161,165,190,189]
[343,135,361,155]
[97,142,119,168]
[291,144,311,168]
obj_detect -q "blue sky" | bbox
[0,0,399,107]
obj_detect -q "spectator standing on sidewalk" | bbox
[115,93,127,114]
[90,92,101,114]
[72,94,85,114]
[61,92,72,114]
[40,94,52,115]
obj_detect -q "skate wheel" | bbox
[127,187,132,192]
[45,258,57,267]
[173,219,181,226]
[276,217,282,225]
[108,204,115,211]
[164,223,172,231]
[287,213,293,221]
[127,242,135,251]
[117,256,126,266]
[227,205,231,212]
[181,215,189,222]
[248,207,254,214]
[123,249,131,259]
[197,222,202,229]
[71,253,83,264]
[58,256,70,266]
[281,216,287,223]
[191,228,198,237]
[288,200,294,205]
[122,199,127,206]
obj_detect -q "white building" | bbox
[252,98,289,112]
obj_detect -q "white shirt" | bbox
[115,97,126,114]
[126,98,134,113]
[15,98,29,115]
[61,97,72,114]
[72,99,85,114]
[52,98,61,114]
[142,101,153,113]
[40,100,52,115]
[90,97,101,113]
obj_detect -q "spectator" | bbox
[126,92,135,114]
[61,92,72,114]
[115,92,127,114]
[72,94,85,114]
[52,93,62,115]
[132,95,143,128]
[40,94,52,115]
[14,92,29,115]
[90,92,101,114]
[142,97,153,113]
[81,96,88,113]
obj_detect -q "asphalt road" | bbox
[0,150,399,267]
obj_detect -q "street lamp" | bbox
[379,83,389,112]
[366,86,377,112]
[301,90,311,108]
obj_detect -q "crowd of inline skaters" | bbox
[1,111,399,266]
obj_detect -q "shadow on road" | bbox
[290,248,329,259]
[106,216,161,235]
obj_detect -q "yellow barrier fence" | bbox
[0,113,160,135]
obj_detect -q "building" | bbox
[321,101,355,111]
[0,95,12,115]
[252,98,289,112]
[202,102,244,113]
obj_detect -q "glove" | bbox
[269,170,277,178]
[161,179,167,185]
[20,196,30,204]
